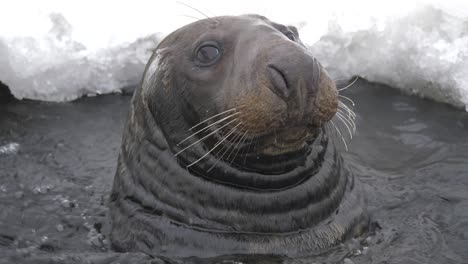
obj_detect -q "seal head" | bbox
[109,14,368,258]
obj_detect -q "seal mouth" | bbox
[254,125,319,156]
[202,121,319,159]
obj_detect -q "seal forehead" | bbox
[182,15,286,38]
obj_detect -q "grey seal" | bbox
[109,14,369,258]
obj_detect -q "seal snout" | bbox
[266,53,319,102]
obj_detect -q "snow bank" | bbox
[310,5,468,110]
[0,0,467,109]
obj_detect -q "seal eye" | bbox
[196,44,221,66]
[285,31,296,41]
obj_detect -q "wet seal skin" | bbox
[0,81,14,104]
[109,14,369,258]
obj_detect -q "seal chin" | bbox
[255,126,321,156]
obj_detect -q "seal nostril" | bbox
[267,65,290,99]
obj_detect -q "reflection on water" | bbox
[0,142,19,155]
[0,80,467,263]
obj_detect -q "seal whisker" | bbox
[337,107,356,123]
[323,123,329,137]
[324,123,332,140]
[330,120,348,151]
[338,76,359,92]
[187,123,242,168]
[335,114,353,137]
[338,101,356,116]
[238,134,255,167]
[337,103,357,131]
[228,129,248,158]
[338,101,356,117]
[175,118,239,156]
[227,130,249,166]
[325,123,339,149]
[335,112,354,139]
[333,78,349,83]
[337,107,356,122]
[215,126,244,156]
[207,126,246,172]
[239,125,259,165]
[178,112,239,146]
[338,94,356,106]
[189,108,238,131]
[337,110,356,134]
[176,1,219,24]
[328,122,346,151]
[179,14,202,21]
[241,133,252,165]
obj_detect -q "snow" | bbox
[309,4,468,110]
[0,0,467,109]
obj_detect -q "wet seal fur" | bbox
[109,14,369,257]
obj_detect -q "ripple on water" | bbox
[2,83,468,263]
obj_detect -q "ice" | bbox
[310,5,468,110]
[0,0,467,110]
[0,11,160,101]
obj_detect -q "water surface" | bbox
[1,80,467,263]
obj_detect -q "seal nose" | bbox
[266,53,320,101]
[267,65,291,98]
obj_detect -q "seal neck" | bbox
[122,89,348,233]
[123,117,347,233]
[176,132,328,191]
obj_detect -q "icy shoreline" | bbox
[1,1,467,110]
[310,6,468,110]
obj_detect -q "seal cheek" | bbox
[233,87,287,136]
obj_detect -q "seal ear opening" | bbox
[0,81,14,104]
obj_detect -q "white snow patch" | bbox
[0,0,467,109]
[310,5,468,110]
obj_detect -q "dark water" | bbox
[1,79,467,264]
